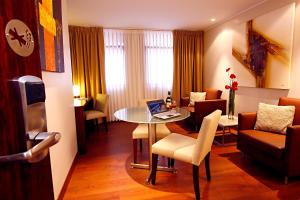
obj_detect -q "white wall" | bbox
[42,0,77,199]
[204,0,300,114]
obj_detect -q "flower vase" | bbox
[228,89,235,120]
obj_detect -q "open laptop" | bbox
[146,99,181,119]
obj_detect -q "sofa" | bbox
[180,89,227,130]
[237,97,300,183]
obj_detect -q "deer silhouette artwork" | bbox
[232,20,285,88]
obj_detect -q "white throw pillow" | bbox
[189,92,206,106]
[254,103,295,134]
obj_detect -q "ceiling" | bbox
[67,0,267,30]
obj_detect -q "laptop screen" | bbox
[146,99,167,115]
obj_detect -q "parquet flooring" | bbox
[62,121,300,200]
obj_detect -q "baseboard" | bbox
[57,153,78,200]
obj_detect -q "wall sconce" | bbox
[73,85,80,98]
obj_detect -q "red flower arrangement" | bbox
[225,67,238,91]
[225,67,238,119]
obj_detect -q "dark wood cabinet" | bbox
[74,98,92,154]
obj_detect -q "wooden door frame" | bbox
[0,0,54,199]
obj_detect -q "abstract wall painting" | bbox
[231,3,295,89]
[38,0,64,72]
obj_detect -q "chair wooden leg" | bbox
[95,119,99,130]
[133,139,137,163]
[170,158,175,167]
[103,117,108,132]
[285,176,288,184]
[167,158,175,168]
[151,154,158,185]
[193,165,200,200]
[139,139,143,152]
[205,152,211,181]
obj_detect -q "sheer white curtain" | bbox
[144,31,173,98]
[104,30,125,90]
[123,30,145,107]
[104,29,173,121]
[104,29,145,121]
[104,30,126,121]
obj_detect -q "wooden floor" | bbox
[62,122,300,200]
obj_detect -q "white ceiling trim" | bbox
[205,0,297,31]
[67,0,271,31]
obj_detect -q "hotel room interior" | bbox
[1,0,300,199]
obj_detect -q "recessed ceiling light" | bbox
[211,18,216,22]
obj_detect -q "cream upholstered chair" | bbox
[150,110,222,200]
[85,94,109,131]
[132,99,171,163]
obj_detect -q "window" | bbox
[104,30,126,90]
[104,29,173,120]
[144,31,173,91]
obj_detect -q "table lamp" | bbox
[73,85,80,98]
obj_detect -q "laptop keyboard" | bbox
[153,110,181,119]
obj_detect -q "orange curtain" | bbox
[172,30,204,103]
[69,26,106,101]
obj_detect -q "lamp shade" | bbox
[73,85,80,97]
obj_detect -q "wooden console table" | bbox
[74,98,92,154]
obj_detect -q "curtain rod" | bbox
[103,27,173,32]
[69,24,202,32]
[104,27,204,33]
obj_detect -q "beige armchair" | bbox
[132,99,171,164]
[85,94,109,131]
[150,110,222,200]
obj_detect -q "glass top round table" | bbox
[114,106,190,183]
[114,107,190,124]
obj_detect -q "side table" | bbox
[215,115,238,146]
[74,98,92,154]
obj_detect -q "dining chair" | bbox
[132,99,171,164]
[150,109,222,200]
[85,93,109,132]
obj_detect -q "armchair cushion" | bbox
[239,130,285,159]
[173,145,194,164]
[152,133,195,158]
[279,97,300,125]
[238,112,257,130]
[180,97,190,107]
[254,103,295,134]
[85,110,106,120]
[203,88,222,100]
[189,92,206,106]
[132,124,170,139]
